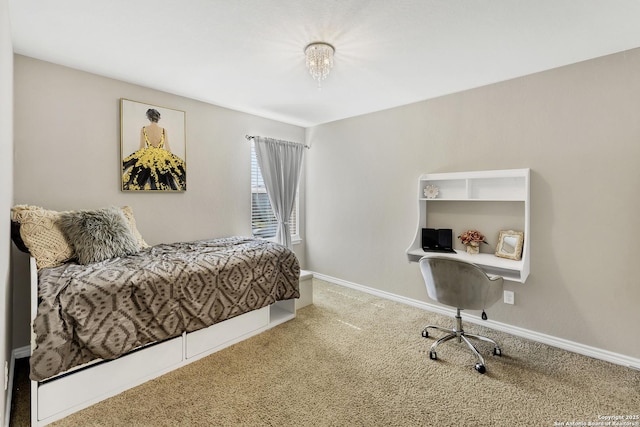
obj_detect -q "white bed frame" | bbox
[29,256,313,426]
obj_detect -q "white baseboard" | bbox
[4,346,29,427]
[4,356,13,427]
[13,346,30,360]
[312,272,640,371]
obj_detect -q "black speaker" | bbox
[422,228,438,249]
[438,229,453,249]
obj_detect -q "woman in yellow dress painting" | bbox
[122,109,186,191]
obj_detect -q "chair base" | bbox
[422,309,501,373]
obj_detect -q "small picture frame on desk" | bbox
[495,230,524,260]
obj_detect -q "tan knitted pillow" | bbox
[120,206,150,249]
[12,205,150,268]
[10,205,74,269]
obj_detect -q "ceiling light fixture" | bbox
[304,42,335,89]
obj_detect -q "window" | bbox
[251,142,299,241]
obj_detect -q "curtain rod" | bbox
[245,135,310,149]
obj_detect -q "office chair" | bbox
[419,256,504,373]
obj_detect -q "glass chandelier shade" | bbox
[304,42,335,87]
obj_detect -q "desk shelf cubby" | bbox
[407,168,530,283]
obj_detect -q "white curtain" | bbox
[254,137,305,249]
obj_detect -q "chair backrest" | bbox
[419,256,504,311]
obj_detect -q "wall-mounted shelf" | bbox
[406,168,530,283]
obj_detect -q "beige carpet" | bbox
[13,279,640,427]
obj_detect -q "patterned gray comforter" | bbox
[30,237,300,381]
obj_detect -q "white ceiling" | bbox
[9,0,640,127]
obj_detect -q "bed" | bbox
[11,205,303,426]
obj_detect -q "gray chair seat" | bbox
[419,256,504,373]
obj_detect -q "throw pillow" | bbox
[120,206,150,249]
[58,206,140,265]
[10,205,74,269]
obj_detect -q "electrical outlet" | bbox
[503,290,515,305]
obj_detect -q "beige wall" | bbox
[10,47,640,364]
[306,48,640,360]
[12,55,306,347]
[1,0,12,421]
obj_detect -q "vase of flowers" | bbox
[458,230,487,254]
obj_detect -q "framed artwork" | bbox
[120,98,187,191]
[495,230,524,260]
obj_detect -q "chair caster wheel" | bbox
[429,351,437,360]
[422,330,429,338]
[493,347,502,356]
[474,363,486,374]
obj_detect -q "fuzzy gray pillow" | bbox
[58,206,140,265]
